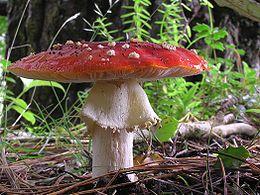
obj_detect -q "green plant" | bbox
[0,16,7,35]
[189,23,228,51]
[5,78,65,125]
[155,117,179,142]
[0,16,7,127]
[215,146,250,169]
[189,16,258,117]
[0,60,5,127]
[147,0,258,140]
[84,0,122,41]
[154,0,191,45]
[144,78,201,120]
[121,0,152,40]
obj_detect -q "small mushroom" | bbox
[8,41,208,178]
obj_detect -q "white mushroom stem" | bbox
[92,125,133,177]
[81,79,160,178]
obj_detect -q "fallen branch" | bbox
[179,122,258,138]
[214,0,260,22]
[135,121,258,141]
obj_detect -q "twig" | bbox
[219,157,228,195]
[154,178,204,194]
[205,126,214,193]
[100,170,121,193]
[236,171,241,195]
[227,175,251,195]
[38,133,52,154]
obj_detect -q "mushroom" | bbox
[8,40,208,178]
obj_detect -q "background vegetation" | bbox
[1,0,259,167]
[0,0,259,194]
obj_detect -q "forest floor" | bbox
[0,128,259,194]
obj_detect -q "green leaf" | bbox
[1,59,11,68]
[140,19,152,29]
[226,44,235,49]
[12,105,36,124]
[232,72,244,79]
[142,9,151,17]
[5,77,16,83]
[155,118,179,142]
[121,12,135,19]
[212,42,225,51]
[23,80,65,93]
[205,37,212,45]
[196,31,210,38]
[122,6,133,9]
[246,109,260,114]
[201,0,214,8]
[213,29,228,40]
[123,28,136,33]
[181,3,191,11]
[193,24,210,33]
[8,97,27,109]
[186,25,192,38]
[137,12,150,20]
[237,49,245,55]
[216,146,250,169]
[183,84,198,107]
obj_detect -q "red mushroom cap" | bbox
[8,41,208,83]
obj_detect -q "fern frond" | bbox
[121,0,152,40]
[156,0,191,45]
